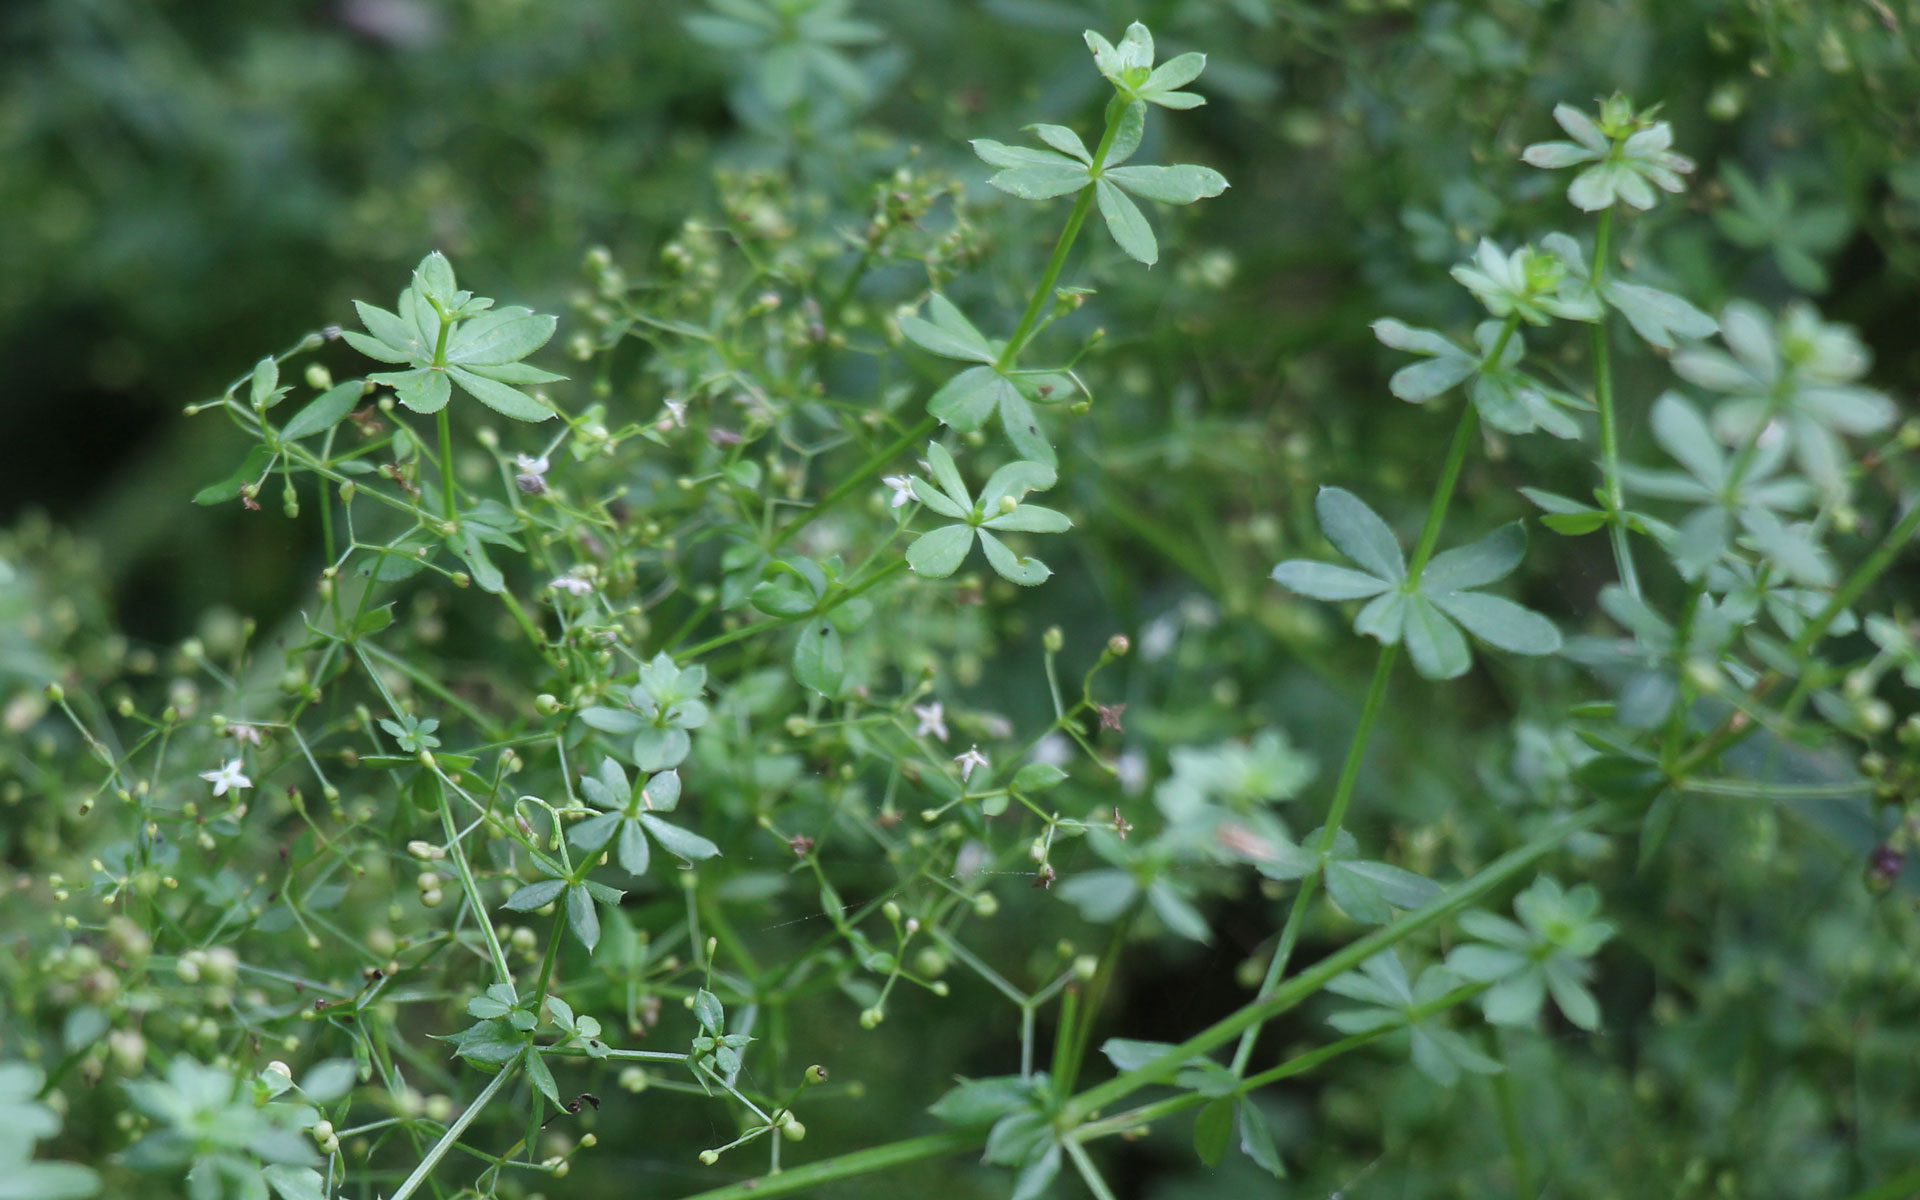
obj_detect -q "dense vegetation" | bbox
[4,2,1919,1198]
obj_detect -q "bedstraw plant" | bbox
[8,9,1920,1200]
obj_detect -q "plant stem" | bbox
[1229,642,1397,1075]
[436,780,514,988]
[437,406,459,527]
[387,1061,516,1200]
[1061,802,1621,1125]
[1229,397,1478,1075]
[675,1130,987,1200]
[996,96,1126,370]
[1588,208,1640,598]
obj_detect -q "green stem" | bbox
[674,1130,986,1200]
[1493,1061,1532,1193]
[996,96,1126,370]
[437,406,459,527]
[1407,395,1484,573]
[435,780,514,988]
[1229,643,1397,1075]
[1228,396,1478,1075]
[1588,208,1640,599]
[769,417,935,551]
[387,1061,516,1200]
[1061,802,1621,1125]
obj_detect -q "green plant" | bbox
[9,6,1920,1200]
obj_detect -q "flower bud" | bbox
[1106,634,1130,657]
[534,693,563,716]
[804,1064,829,1085]
[1043,626,1064,653]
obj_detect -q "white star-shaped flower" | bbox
[199,759,252,797]
[913,701,948,741]
[953,745,989,784]
[882,475,914,509]
[664,399,688,428]
[514,454,550,477]
[549,575,595,596]
[228,724,262,747]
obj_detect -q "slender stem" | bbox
[387,1062,516,1200]
[1064,1139,1119,1200]
[436,779,514,988]
[768,417,934,551]
[996,96,1126,370]
[1407,396,1484,574]
[1492,1062,1532,1193]
[1229,396,1479,1074]
[1588,208,1640,598]
[674,1130,986,1200]
[1229,644,1397,1075]
[1056,904,1136,1098]
[437,407,459,526]
[1061,802,1621,1125]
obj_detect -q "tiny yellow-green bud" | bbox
[1042,625,1064,653]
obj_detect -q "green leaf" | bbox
[1147,880,1210,942]
[351,300,427,361]
[693,988,724,1035]
[0,1164,100,1200]
[414,251,458,306]
[566,884,600,951]
[280,381,364,441]
[906,525,975,578]
[1026,123,1091,163]
[1105,99,1146,166]
[502,880,565,912]
[900,295,997,363]
[616,820,651,877]
[929,1076,1032,1126]
[194,444,273,505]
[1270,560,1392,601]
[1096,179,1157,265]
[1193,1097,1234,1167]
[988,163,1092,200]
[1058,869,1139,922]
[638,813,720,862]
[923,441,972,508]
[997,387,1055,468]
[1100,1039,1187,1072]
[446,308,556,366]
[1402,594,1472,680]
[1011,762,1067,793]
[978,460,1056,511]
[983,503,1071,534]
[448,367,553,421]
[376,367,451,414]
[1419,523,1525,591]
[928,365,1003,430]
[524,1047,561,1108]
[1430,591,1563,656]
[1238,1100,1285,1176]
[299,1059,357,1103]
[260,1165,325,1200]
[792,622,845,697]
[1105,164,1229,205]
[1314,487,1405,581]
[250,356,284,408]
[978,530,1051,586]
[1009,1145,1060,1200]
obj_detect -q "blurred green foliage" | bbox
[5,1,1920,1197]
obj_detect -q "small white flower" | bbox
[200,759,252,797]
[549,575,595,597]
[663,399,688,428]
[913,701,948,741]
[1114,749,1148,797]
[228,724,262,747]
[953,745,989,783]
[882,475,914,509]
[514,454,550,477]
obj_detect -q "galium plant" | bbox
[9,12,1920,1200]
